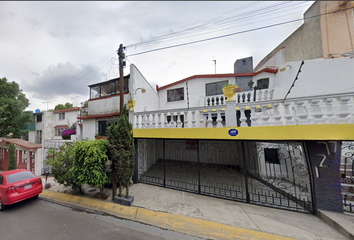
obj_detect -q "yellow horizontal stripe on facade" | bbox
[133,124,354,140]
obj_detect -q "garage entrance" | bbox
[137,139,314,213]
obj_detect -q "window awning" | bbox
[54,125,68,129]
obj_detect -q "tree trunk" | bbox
[118,179,123,198]
[125,181,129,199]
[111,162,117,201]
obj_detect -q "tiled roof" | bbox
[54,125,68,129]
[77,112,122,120]
[1,139,42,150]
[53,107,81,113]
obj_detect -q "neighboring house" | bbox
[53,107,81,140]
[255,1,354,71]
[0,138,42,176]
[22,110,36,142]
[27,108,81,145]
[77,64,158,140]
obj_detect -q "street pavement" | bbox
[40,176,354,240]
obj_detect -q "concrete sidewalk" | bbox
[40,177,352,240]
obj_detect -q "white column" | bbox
[151,113,156,128]
[310,99,324,124]
[183,111,189,128]
[335,97,351,124]
[225,100,237,127]
[191,110,196,128]
[216,109,223,127]
[260,104,270,126]
[283,102,296,125]
[272,103,283,126]
[250,105,259,126]
[240,107,248,127]
[295,101,310,125]
[157,113,162,128]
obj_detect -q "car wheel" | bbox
[0,197,5,211]
[33,195,39,199]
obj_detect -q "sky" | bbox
[0,1,314,111]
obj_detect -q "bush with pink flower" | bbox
[62,121,77,140]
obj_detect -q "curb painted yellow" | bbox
[40,190,297,240]
[133,124,354,140]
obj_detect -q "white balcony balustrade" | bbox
[132,92,354,129]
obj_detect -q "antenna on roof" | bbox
[212,60,216,74]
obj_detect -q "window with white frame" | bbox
[59,113,65,120]
[55,128,66,136]
[167,88,184,102]
[205,80,228,96]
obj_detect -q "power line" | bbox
[126,6,347,58]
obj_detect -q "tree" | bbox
[45,142,82,193]
[0,77,33,138]
[8,143,16,170]
[72,139,111,199]
[106,104,135,199]
[54,102,74,111]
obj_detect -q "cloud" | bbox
[22,62,105,109]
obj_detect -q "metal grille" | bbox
[341,141,354,213]
[138,139,313,213]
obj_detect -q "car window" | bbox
[0,175,3,185]
[7,171,36,184]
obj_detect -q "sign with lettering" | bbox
[228,129,238,136]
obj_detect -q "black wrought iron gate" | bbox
[138,139,314,213]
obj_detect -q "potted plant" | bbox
[128,100,136,111]
[222,83,242,101]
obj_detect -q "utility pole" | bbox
[117,44,125,113]
[212,60,216,74]
[111,43,125,200]
[42,101,51,111]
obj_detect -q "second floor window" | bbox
[36,114,42,122]
[205,80,228,96]
[167,88,184,102]
[256,78,269,90]
[59,113,65,120]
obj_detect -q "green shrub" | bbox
[45,142,82,193]
[72,139,111,198]
[8,143,16,170]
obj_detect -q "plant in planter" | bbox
[222,83,242,101]
[95,133,107,140]
[62,121,77,140]
[106,104,135,205]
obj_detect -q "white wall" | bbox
[158,76,237,110]
[82,119,96,140]
[43,111,54,143]
[272,57,354,100]
[130,64,160,112]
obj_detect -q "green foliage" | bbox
[106,104,135,195]
[54,102,74,111]
[72,139,111,189]
[44,142,82,192]
[8,143,16,170]
[0,77,32,138]
[223,83,236,88]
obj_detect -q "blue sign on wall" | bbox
[228,129,238,136]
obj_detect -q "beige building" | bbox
[255,1,354,71]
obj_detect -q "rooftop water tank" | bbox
[35,109,41,114]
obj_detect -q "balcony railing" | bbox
[205,89,274,106]
[132,92,354,129]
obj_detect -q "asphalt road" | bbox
[0,197,204,240]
